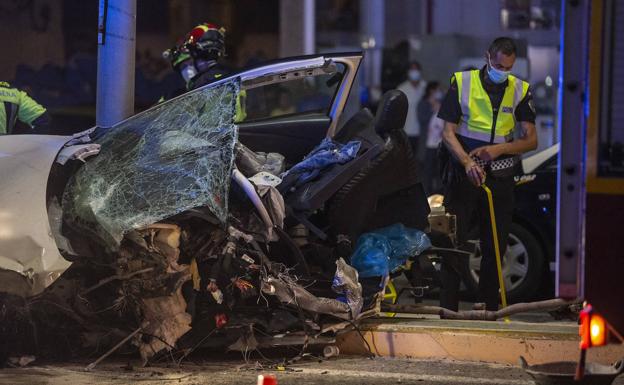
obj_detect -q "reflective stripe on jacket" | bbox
[454,70,528,144]
[0,82,47,134]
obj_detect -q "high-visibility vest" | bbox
[0,81,47,134]
[454,70,529,144]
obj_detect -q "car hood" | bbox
[0,134,73,293]
[62,79,240,249]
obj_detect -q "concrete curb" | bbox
[337,317,624,365]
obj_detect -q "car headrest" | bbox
[334,108,374,144]
[374,90,408,136]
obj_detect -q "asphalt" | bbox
[0,356,595,385]
[1,295,622,384]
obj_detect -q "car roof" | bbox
[522,143,559,173]
[230,51,363,76]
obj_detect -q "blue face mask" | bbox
[408,69,421,82]
[487,55,510,84]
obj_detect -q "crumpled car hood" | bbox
[0,135,74,293]
[62,79,240,249]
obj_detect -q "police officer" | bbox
[0,82,51,135]
[437,37,537,312]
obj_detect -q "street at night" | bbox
[0,0,623,384]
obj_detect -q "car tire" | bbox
[464,222,545,303]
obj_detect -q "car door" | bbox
[236,54,362,165]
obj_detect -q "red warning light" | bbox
[589,313,607,347]
[579,304,609,349]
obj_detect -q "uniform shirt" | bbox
[0,82,48,134]
[437,66,535,151]
[188,63,229,90]
[397,79,426,137]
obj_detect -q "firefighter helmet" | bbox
[184,22,226,61]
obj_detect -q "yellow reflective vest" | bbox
[454,70,529,143]
[0,82,47,134]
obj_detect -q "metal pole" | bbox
[556,0,589,299]
[303,0,315,55]
[360,0,385,91]
[96,0,136,128]
[279,0,315,57]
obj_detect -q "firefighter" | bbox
[163,22,229,90]
[163,22,245,121]
[0,82,51,135]
[437,37,537,312]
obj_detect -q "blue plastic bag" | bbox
[351,223,431,278]
[282,137,361,187]
[350,233,392,278]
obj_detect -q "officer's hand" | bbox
[469,145,501,162]
[207,280,219,293]
[464,160,485,186]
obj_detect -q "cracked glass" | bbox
[63,79,240,248]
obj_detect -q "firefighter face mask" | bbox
[487,53,511,84]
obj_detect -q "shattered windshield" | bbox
[63,79,240,249]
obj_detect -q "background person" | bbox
[418,81,444,194]
[397,61,426,158]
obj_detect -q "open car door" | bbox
[236,54,362,164]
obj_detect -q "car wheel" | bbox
[465,222,545,303]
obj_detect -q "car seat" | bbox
[333,108,375,144]
[327,90,430,241]
[282,108,384,211]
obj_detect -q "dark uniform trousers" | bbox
[441,172,515,312]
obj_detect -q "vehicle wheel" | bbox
[465,222,545,303]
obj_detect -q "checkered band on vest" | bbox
[471,155,518,171]
[490,157,517,171]
[471,155,489,169]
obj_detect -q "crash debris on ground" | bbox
[0,80,433,368]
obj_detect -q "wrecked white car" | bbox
[0,54,431,364]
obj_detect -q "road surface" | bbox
[2,355,622,385]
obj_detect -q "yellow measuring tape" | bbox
[482,184,510,322]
